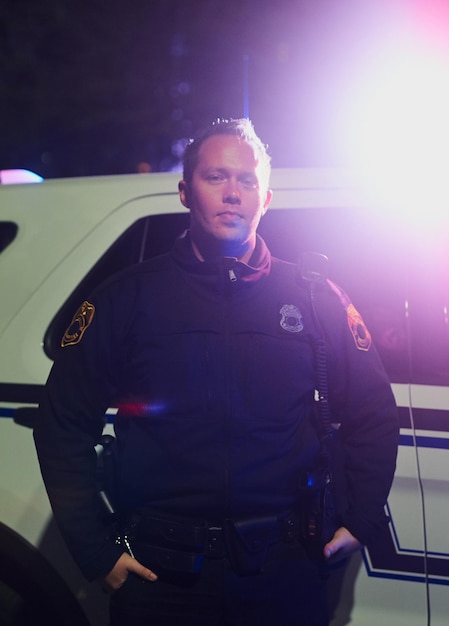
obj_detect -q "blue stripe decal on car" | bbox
[399,433,449,449]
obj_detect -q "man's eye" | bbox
[206,173,224,183]
[240,177,257,189]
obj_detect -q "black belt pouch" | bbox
[224,516,279,576]
[132,513,208,580]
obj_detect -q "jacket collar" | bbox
[171,230,272,283]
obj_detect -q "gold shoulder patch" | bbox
[347,303,372,351]
[61,301,95,348]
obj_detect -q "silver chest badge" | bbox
[279,304,304,333]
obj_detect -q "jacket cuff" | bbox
[79,542,126,582]
[342,509,390,547]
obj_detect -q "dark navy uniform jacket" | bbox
[34,232,399,581]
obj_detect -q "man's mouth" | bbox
[218,210,243,218]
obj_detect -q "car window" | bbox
[258,208,449,387]
[43,213,189,360]
[44,206,449,387]
[0,222,18,255]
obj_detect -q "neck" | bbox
[190,233,255,264]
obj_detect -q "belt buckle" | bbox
[206,526,225,558]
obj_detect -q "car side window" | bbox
[259,207,448,386]
[43,213,189,360]
[44,206,448,387]
[0,222,18,255]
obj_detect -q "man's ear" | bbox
[262,189,273,216]
[178,180,190,208]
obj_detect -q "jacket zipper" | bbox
[223,262,238,515]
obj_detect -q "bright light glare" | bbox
[354,53,449,166]
[336,31,449,234]
[0,169,43,184]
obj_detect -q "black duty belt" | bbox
[118,511,303,577]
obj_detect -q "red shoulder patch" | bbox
[347,303,372,351]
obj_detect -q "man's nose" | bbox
[223,181,241,204]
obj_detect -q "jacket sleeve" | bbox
[34,287,127,581]
[317,282,400,546]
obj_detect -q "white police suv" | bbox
[1,168,448,625]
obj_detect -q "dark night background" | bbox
[0,0,425,178]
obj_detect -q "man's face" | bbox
[178,134,272,260]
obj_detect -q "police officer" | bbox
[34,118,399,626]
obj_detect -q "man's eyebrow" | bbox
[201,167,256,175]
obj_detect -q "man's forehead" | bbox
[196,134,262,169]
